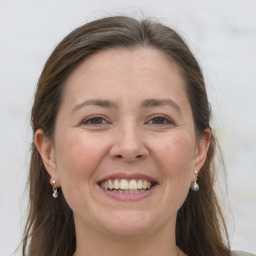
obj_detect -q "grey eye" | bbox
[148,116,172,125]
[82,116,108,125]
[87,117,105,124]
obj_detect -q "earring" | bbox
[190,170,199,191]
[190,180,199,191]
[52,180,59,198]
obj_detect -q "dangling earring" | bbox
[52,180,59,198]
[190,180,199,191]
[190,170,199,191]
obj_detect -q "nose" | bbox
[109,123,149,162]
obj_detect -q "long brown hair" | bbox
[22,16,230,256]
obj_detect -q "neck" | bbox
[74,219,181,256]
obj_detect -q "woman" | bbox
[22,16,254,256]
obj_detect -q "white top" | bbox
[232,251,256,256]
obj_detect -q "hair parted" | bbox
[22,15,230,256]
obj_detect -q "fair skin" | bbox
[35,48,210,256]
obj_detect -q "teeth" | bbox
[108,179,114,190]
[128,179,137,190]
[120,179,129,190]
[137,179,143,189]
[114,179,119,189]
[114,189,146,194]
[100,179,153,191]
[142,180,148,189]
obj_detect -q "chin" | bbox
[95,209,159,237]
[87,210,155,237]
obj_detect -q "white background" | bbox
[0,0,255,255]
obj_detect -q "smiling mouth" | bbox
[99,179,157,194]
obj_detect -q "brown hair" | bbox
[22,16,230,256]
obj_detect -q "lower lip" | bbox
[98,185,158,201]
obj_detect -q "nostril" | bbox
[114,154,144,160]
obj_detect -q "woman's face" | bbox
[37,48,209,238]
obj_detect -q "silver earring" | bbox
[190,180,199,191]
[52,180,59,198]
[190,170,199,191]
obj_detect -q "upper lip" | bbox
[98,172,158,183]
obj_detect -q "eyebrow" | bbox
[71,98,182,114]
[141,98,182,114]
[71,99,117,113]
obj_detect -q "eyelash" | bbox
[81,114,173,126]
[146,114,173,126]
[81,115,110,125]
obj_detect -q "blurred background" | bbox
[0,0,255,255]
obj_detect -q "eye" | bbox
[81,115,109,125]
[146,115,173,125]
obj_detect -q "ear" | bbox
[192,128,211,181]
[34,129,60,186]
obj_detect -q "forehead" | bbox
[62,47,189,109]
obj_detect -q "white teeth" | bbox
[108,179,114,190]
[120,179,129,190]
[137,179,143,189]
[114,179,119,189]
[142,180,148,189]
[100,179,153,191]
[114,189,146,194]
[128,179,137,190]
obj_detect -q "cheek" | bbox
[157,134,195,199]
[54,132,110,211]
[55,132,108,186]
[158,133,195,176]
[167,145,193,203]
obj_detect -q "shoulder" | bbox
[231,251,256,256]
